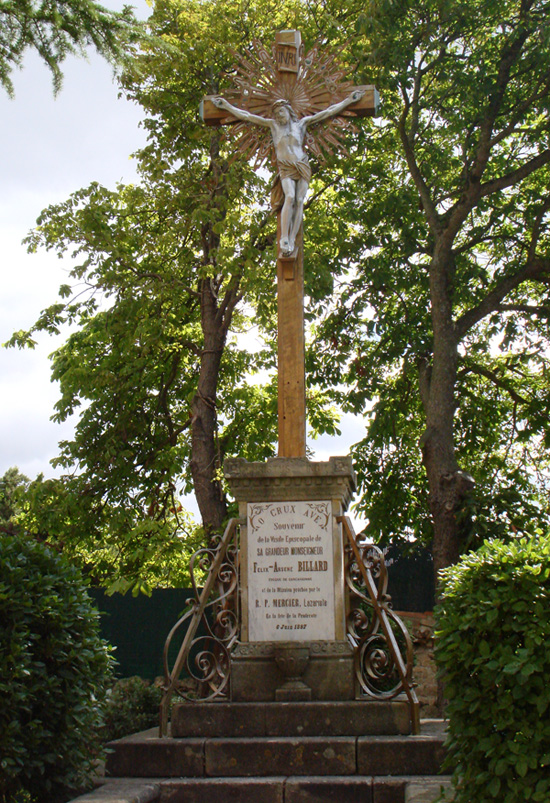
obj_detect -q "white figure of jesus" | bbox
[212,89,365,255]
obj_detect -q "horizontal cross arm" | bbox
[200,96,242,127]
[339,85,380,118]
[200,85,380,127]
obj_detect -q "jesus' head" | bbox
[272,100,297,125]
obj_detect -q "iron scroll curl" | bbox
[159,519,242,734]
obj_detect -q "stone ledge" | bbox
[204,736,357,777]
[105,730,204,778]
[224,456,357,507]
[69,780,161,803]
[159,777,284,803]
[284,775,376,803]
[171,700,413,738]
[224,456,356,481]
[357,734,446,776]
[404,776,453,802]
[66,775,453,803]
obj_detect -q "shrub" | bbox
[435,535,550,803]
[0,534,113,803]
[102,676,162,742]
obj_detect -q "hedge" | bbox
[435,535,550,802]
[0,534,113,803]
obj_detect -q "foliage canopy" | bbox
[0,0,141,95]
[308,0,550,571]
[6,0,343,588]
[7,0,550,584]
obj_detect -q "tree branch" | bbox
[455,257,550,339]
[459,361,529,405]
[527,196,550,263]
[480,148,550,199]
[489,78,550,149]
[397,108,440,235]
[468,21,530,184]
[497,303,550,318]
[442,21,535,240]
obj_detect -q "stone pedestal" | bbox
[224,456,357,702]
[231,640,355,702]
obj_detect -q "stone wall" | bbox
[397,612,438,716]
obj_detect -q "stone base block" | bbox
[170,700,413,739]
[285,776,374,803]
[275,683,312,701]
[284,776,408,803]
[231,641,354,702]
[263,700,412,737]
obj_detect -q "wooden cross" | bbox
[201,30,379,458]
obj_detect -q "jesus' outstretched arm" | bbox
[301,88,365,127]
[211,97,272,128]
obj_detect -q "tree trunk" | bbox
[190,279,229,538]
[188,131,240,539]
[420,244,473,584]
[420,244,474,715]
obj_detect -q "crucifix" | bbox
[201,30,379,458]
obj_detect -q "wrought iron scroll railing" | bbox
[159,517,243,736]
[338,515,420,734]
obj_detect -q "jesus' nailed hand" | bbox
[212,88,365,256]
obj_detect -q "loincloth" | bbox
[278,157,312,182]
[271,157,312,211]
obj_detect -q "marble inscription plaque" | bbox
[247,500,335,641]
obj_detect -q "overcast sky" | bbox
[1,0,151,481]
[0,2,366,525]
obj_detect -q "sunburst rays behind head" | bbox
[220,39,356,170]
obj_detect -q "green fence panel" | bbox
[89,588,192,679]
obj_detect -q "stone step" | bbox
[106,730,446,780]
[157,775,453,803]
[170,700,412,738]
[69,775,453,803]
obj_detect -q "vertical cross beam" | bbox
[274,30,306,458]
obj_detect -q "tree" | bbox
[111,0,342,530]
[13,0,549,589]
[12,38,276,537]
[7,0,342,587]
[0,0,140,96]
[310,0,550,578]
[0,467,29,535]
